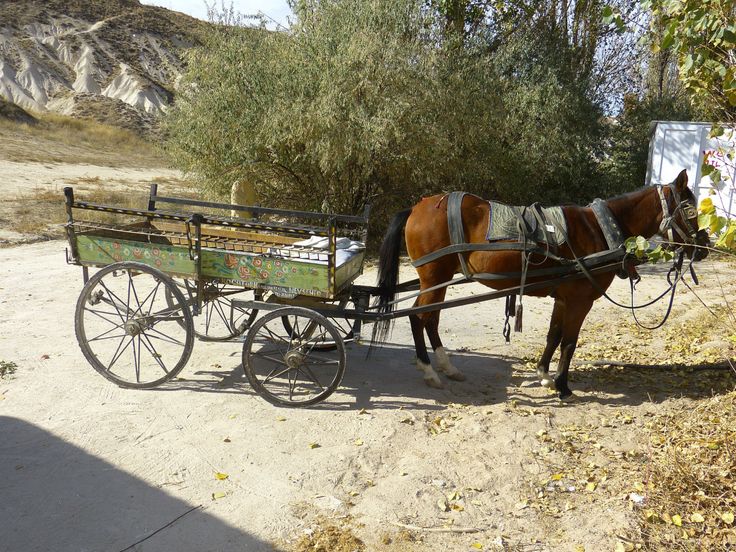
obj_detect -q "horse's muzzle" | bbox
[690,229,710,261]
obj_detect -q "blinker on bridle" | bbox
[656,182,699,246]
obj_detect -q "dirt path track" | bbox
[1,240,733,551]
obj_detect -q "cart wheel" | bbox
[167,280,259,341]
[243,307,346,407]
[75,262,194,388]
[280,298,355,352]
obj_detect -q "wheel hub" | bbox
[285,350,305,369]
[124,319,143,336]
[124,317,152,336]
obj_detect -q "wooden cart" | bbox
[64,185,370,406]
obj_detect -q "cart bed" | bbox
[65,187,369,300]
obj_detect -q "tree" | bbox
[165,0,607,236]
[644,0,735,122]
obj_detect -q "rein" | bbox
[405,183,702,339]
[627,251,686,330]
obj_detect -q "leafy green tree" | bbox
[644,0,735,122]
[166,0,607,235]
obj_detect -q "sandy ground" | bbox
[0,160,182,197]
[1,236,733,551]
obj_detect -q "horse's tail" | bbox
[372,208,412,344]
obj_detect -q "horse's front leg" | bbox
[553,299,594,401]
[537,298,564,388]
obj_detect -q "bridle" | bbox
[656,183,700,246]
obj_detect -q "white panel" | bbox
[657,127,701,185]
[647,122,736,218]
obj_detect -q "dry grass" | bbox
[517,305,736,551]
[0,111,169,167]
[293,518,365,552]
[639,392,736,550]
[0,360,18,378]
[4,186,150,240]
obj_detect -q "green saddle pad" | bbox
[486,201,567,246]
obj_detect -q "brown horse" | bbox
[373,170,709,400]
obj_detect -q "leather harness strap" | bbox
[590,198,625,249]
[656,183,698,245]
[447,192,472,279]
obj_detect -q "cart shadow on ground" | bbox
[152,342,519,411]
[0,416,279,552]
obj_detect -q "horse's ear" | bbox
[674,169,688,193]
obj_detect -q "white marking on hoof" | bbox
[540,378,555,389]
[418,359,444,389]
[424,375,445,389]
[435,347,465,381]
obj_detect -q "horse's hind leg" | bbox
[537,298,565,388]
[409,313,444,388]
[426,311,465,381]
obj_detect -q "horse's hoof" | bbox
[558,391,575,402]
[445,371,466,382]
[424,376,445,389]
[540,377,555,389]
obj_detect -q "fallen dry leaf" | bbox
[214,472,229,480]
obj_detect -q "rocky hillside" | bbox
[0,0,208,133]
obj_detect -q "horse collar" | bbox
[590,198,624,250]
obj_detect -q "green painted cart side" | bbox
[64,186,370,301]
[75,233,365,298]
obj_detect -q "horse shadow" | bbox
[506,361,735,408]
[152,337,733,411]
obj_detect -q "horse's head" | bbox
[656,170,709,261]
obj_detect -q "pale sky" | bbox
[140,0,293,28]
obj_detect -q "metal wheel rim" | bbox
[75,262,194,388]
[243,307,346,407]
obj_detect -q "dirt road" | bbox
[1,239,733,552]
